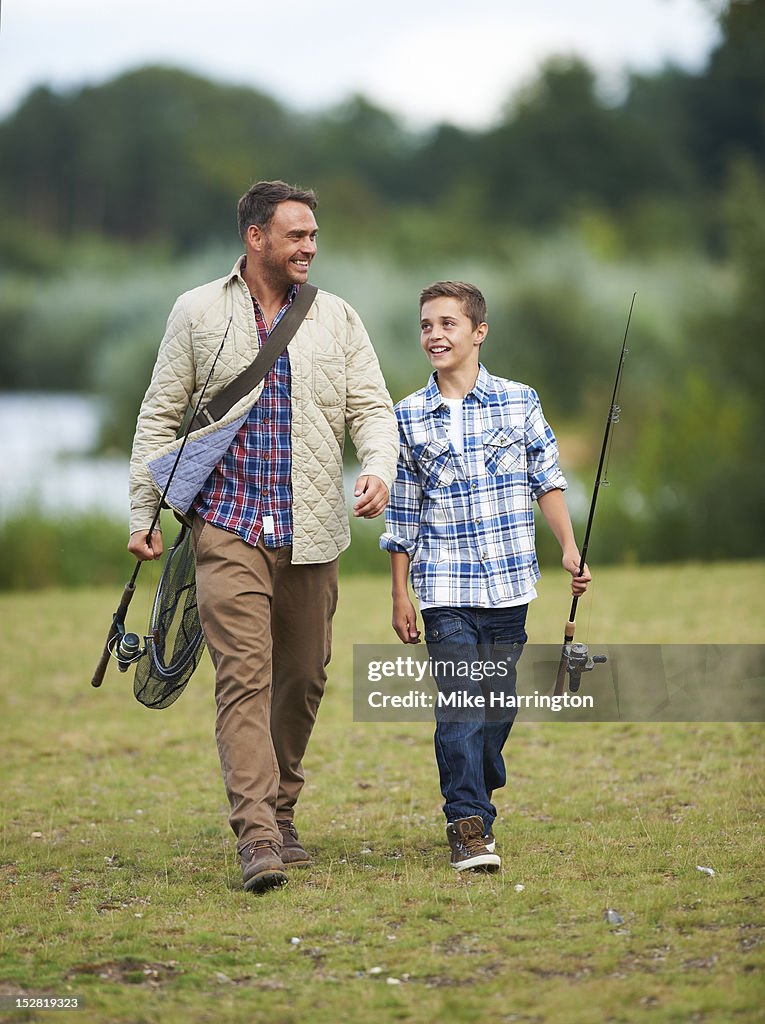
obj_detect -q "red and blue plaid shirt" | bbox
[192,287,297,548]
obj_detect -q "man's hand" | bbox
[128,529,164,561]
[392,594,421,644]
[352,474,389,518]
[562,550,591,596]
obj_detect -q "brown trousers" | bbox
[192,517,339,851]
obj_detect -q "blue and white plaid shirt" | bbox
[380,365,567,608]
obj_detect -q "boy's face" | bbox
[420,297,487,374]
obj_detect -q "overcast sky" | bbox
[0,0,722,127]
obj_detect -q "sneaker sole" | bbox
[451,854,501,872]
[243,869,288,893]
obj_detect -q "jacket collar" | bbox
[226,255,247,284]
[423,363,493,413]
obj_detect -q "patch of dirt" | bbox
[65,960,181,988]
[739,923,764,952]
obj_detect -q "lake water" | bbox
[0,393,364,523]
[0,393,129,520]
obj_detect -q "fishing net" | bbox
[133,524,206,709]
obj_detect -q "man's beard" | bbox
[260,240,298,293]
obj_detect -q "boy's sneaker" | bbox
[446,816,501,871]
[483,828,495,853]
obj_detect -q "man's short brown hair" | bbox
[237,180,318,241]
[419,281,487,329]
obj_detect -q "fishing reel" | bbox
[562,642,607,693]
[108,622,148,673]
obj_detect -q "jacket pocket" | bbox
[412,439,456,490]
[483,425,525,476]
[192,330,233,385]
[313,355,345,408]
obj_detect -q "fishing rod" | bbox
[90,318,232,688]
[554,293,636,695]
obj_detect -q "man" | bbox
[128,180,398,893]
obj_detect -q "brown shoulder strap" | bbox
[192,283,318,429]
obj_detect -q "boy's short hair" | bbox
[419,281,487,329]
[237,180,318,241]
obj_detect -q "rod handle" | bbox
[90,580,136,688]
[91,622,117,688]
[553,622,577,696]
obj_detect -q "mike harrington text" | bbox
[367,690,594,711]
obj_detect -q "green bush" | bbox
[0,513,130,590]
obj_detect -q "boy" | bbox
[380,281,591,872]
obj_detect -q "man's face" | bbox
[420,296,487,373]
[257,200,318,289]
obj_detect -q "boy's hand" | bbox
[562,551,591,596]
[392,595,421,644]
[353,475,389,518]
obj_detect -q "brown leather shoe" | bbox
[277,820,312,867]
[240,840,288,893]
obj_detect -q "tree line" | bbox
[0,2,762,258]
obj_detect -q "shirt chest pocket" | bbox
[413,438,456,490]
[483,425,525,476]
[313,355,346,408]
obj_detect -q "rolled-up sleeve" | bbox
[379,425,422,557]
[525,388,567,500]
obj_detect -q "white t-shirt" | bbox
[443,396,465,453]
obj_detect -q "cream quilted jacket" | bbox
[129,257,398,563]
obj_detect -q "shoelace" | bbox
[455,826,488,856]
[246,840,280,857]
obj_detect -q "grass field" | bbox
[1,561,764,1023]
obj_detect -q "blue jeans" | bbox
[421,605,528,833]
